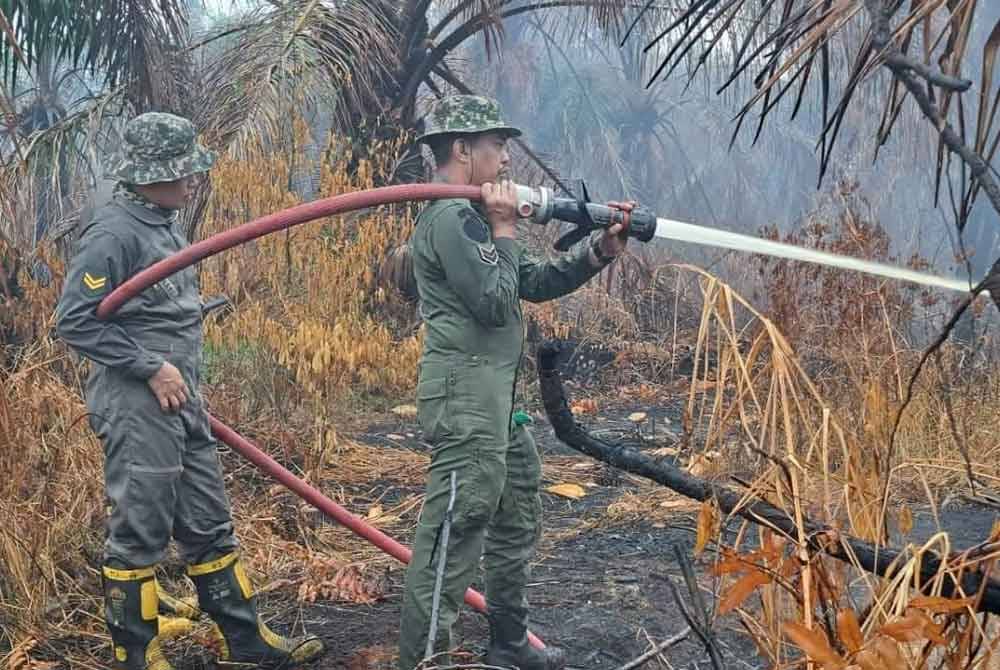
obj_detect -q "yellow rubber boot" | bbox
[187,552,325,667]
[102,566,175,670]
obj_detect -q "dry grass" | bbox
[519,196,1000,668]
[658,260,1000,668]
[3,122,1000,669]
[0,125,426,666]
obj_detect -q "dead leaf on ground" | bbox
[7,639,37,670]
[6,639,59,670]
[346,644,396,670]
[649,446,679,457]
[545,483,587,500]
[364,505,398,526]
[299,564,385,604]
[570,398,599,415]
[688,450,722,477]
[545,483,586,500]
[391,404,417,418]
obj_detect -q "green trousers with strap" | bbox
[398,414,542,670]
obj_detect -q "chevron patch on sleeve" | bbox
[82,271,108,295]
[477,243,498,265]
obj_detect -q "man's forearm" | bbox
[57,317,165,379]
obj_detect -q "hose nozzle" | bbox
[514,184,554,224]
[514,183,656,250]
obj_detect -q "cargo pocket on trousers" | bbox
[119,466,180,553]
[416,377,451,445]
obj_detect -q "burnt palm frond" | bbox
[0,0,187,107]
[0,87,125,247]
[621,0,1000,228]
[436,0,507,58]
[196,0,396,153]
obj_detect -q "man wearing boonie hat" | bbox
[56,112,325,670]
[397,95,627,670]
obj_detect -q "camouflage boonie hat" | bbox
[417,95,522,143]
[106,112,216,185]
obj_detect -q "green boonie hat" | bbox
[106,112,217,185]
[417,95,522,143]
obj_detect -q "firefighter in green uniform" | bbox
[397,95,628,670]
[55,112,326,670]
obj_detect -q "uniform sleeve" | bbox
[429,203,522,328]
[518,233,604,303]
[55,227,165,379]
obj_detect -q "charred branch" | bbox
[535,342,1000,615]
[883,52,972,93]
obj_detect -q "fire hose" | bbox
[95,181,982,652]
[96,184,552,648]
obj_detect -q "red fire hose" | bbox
[96,184,544,649]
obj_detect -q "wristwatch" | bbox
[590,235,617,266]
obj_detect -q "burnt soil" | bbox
[152,334,1000,670]
[163,390,1000,670]
[260,397,765,670]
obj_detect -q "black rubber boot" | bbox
[102,565,174,670]
[483,613,566,670]
[187,552,325,668]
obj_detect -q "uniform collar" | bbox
[113,183,179,227]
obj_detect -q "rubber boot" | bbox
[483,613,566,670]
[102,565,174,670]
[187,552,325,668]
[156,582,201,621]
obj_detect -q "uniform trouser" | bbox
[398,403,543,670]
[86,359,238,569]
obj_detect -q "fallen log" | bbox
[535,342,1000,614]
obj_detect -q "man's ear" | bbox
[453,137,470,165]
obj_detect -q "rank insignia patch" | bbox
[82,272,108,294]
[477,243,498,265]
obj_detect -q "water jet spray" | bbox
[514,183,980,294]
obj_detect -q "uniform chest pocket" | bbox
[143,267,196,309]
[153,276,183,300]
[416,377,451,445]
